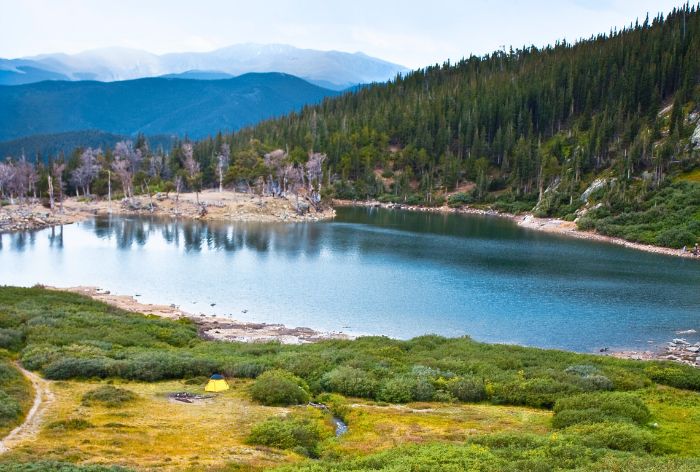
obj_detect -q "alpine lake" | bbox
[1,207,699,352]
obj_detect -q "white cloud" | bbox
[0,0,686,68]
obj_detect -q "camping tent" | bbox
[205,374,230,392]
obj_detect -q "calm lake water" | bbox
[1,207,699,352]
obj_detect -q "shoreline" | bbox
[0,189,335,233]
[47,286,699,368]
[49,286,353,345]
[2,192,695,261]
[334,199,699,260]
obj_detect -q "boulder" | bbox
[692,120,700,149]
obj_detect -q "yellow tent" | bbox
[205,374,229,392]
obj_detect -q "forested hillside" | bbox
[214,5,698,246]
[2,6,700,248]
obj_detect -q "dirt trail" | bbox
[0,365,54,455]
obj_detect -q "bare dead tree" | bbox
[0,160,15,203]
[216,143,230,193]
[47,173,54,210]
[52,162,66,213]
[182,143,202,204]
[13,155,34,203]
[112,141,142,199]
[264,149,287,196]
[285,163,306,212]
[174,175,183,215]
[25,157,39,200]
[306,152,327,207]
[71,147,102,196]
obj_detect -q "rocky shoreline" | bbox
[46,287,699,368]
[609,333,700,368]
[0,190,335,234]
[334,199,698,260]
[50,286,352,345]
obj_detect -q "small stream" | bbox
[332,416,348,436]
[309,402,348,436]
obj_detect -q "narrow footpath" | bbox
[0,364,53,454]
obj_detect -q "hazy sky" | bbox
[0,0,686,68]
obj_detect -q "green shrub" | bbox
[431,390,457,403]
[246,415,323,457]
[43,357,113,380]
[0,328,23,351]
[645,364,700,391]
[321,366,379,398]
[552,392,650,428]
[413,377,436,401]
[493,377,575,408]
[576,216,595,230]
[81,386,138,407]
[447,192,474,207]
[0,363,17,381]
[579,374,614,391]
[378,376,416,403]
[47,418,94,431]
[111,352,217,381]
[223,362,267,379]
[564,365,599,377]
[566,421,656,452]
[250,369,310,406]
[656,227,697,248]
[448,376,487,402]
[0,389,22,425]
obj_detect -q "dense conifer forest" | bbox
[222,6,700,207]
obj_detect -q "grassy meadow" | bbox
[0,286,699,470]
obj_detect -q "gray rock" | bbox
[692,121,700,149]
[580,178,608,202]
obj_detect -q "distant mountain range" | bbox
[0,130,175,161]
[0,73,340,143]
[0,44,408,90]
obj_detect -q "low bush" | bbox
[378,375,416,403]
[448,376,487,402]
[223,362,267,379]
[246,415,324,457]
[493,377,576,408]
[645,364,700,391]
[111,352,217,381]
[579,374,614,391]
[447,192,474,207]
[0,328,23,351]
[552,392,650,428]
[566,421,656,452]
[320,366,379,399]
[250,369,310,406]
[43,357,113,380]
[81,386,138,407]
[0,389,22,425]
[655,227,697,248]
[47,418,94,431]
